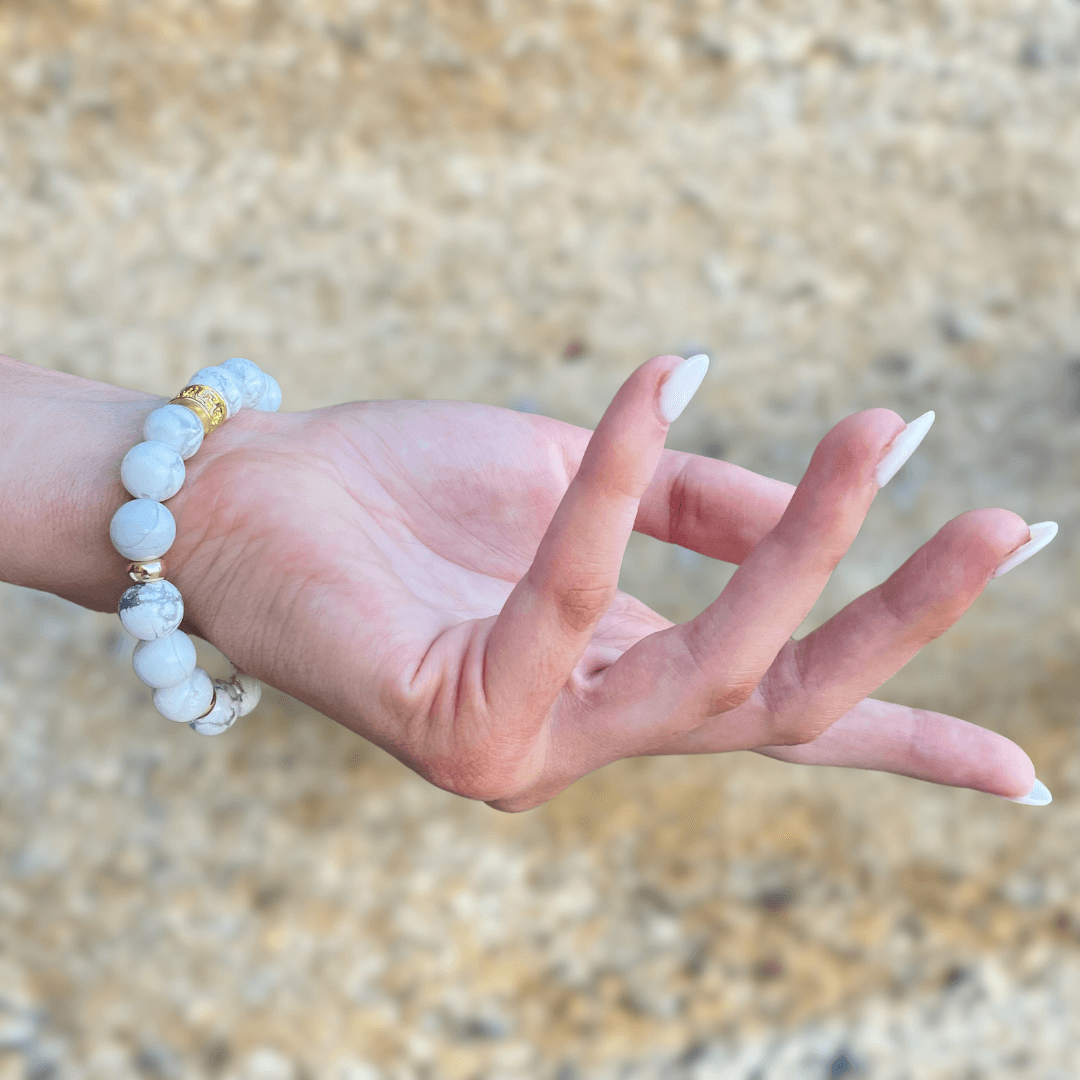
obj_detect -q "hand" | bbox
[167,355,1043,810]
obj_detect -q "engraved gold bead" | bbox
[169,384,228,436]
[128,559,166,582]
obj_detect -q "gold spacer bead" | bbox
[195,689,217,720]
[128,559,166,582]
[169,384,228,436]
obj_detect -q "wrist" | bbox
[0,355,165,611]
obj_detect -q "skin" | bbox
[0,354,1038,810]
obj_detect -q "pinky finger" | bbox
[751,697,1049,804]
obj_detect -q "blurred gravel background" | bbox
[3,1,1080,1077]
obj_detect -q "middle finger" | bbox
[591,408,932,753]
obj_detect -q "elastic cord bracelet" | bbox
[108,358,281,735]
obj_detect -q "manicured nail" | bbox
[992,521,1058,578]
[874,410,935,488]
[659,354,710,423]
[1002,779,1053,805]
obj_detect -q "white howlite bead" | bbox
[132,629,197,689]
[110,498,176,561]
[144,403,204,459]
[221,357,267,408]
[221,670,262,716]
[153,667,215,723]
[188,365,244,418]
[253,373,282,412]
[189,682,239,735]
[121,440,186,502]
[118,579,184,640]
[233,673,262,716]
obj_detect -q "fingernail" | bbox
[1001,778,1053,805]
[993,521,1058,578]
[874,410,935,488]
[659,354,710,424]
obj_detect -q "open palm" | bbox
[171,355,1039,810]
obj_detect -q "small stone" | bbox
[828,1050,860,1077]
[236,1048,296,1080]
[757,887,794,913]
[754,956,785,981]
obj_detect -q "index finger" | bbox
[482,355,708,745]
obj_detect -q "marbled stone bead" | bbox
[233,672,262,716]
[110,498,176,562]
[189,681,239,735]
[254,373,282,412]
[132,629,197,689]
[153,667,214,723]
[222,357,267,408]
[221,670,262,717]
[118,579,184,640]
[121,440,186,502]
[143,403,204,459]
[188,365,244,419]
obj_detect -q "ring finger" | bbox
[661,508,1044,795]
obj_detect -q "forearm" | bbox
[0,355,163,612]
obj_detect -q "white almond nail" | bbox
[874,410,935,488]
[993,521,1058,578]
[1003,778,1053,805]
[659,354,710,424]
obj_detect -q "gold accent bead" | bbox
[128,559,166,582]
[169,384,227,436]
[195,689,217,720]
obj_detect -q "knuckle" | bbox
[679,632,761,714]
[551,581,613,636]
[667,460,708,549]
[755,650,822,745]
[709,675,759,713]
[768,712,825,746]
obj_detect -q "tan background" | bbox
[3,1,1080,1077]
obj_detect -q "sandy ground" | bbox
[2,1,1080,1077]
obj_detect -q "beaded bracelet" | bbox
[108,357,280,735]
